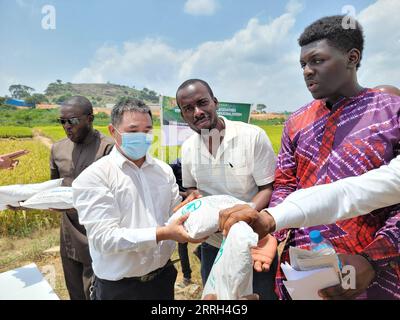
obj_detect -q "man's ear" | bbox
[347,48,361,69]
[108,123,115,137]
[88,114,94,124]
[214,97,219,110]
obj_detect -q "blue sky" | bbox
[1,0,398,111]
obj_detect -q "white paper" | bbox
[281,246,342,300]
[282,263,340,300]
[0,263,59,300]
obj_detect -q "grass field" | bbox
[0,122,283,299]
[33,125,110,142]
[0,122,282,237]
[259,125,283,154]
[32,124,282,159]
[0,126,33,138]
[0,140,61,237]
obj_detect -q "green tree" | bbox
[9,84,35,99]
[55,93,73,104]
[96,112,110,120]
[25,94,48,107]
[256,104,267,112]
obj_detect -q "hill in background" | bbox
[44,81,160,106]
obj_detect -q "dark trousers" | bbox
[92,264,178,300]
[61,254,93,300]
[200,242,278,300]
[178,243,192,279]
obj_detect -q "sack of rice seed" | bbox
[167,195,246,239]
[202,221,258,300]
[0,179,64,210]
[20,186,73,210]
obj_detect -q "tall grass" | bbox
[0,127,33,138]
[0,140,60,237]
[0,122,283,237]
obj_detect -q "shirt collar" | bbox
[220,116,237,144]
[111,146,155,170]
[194,116,237,147]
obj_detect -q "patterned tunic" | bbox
[270,89,400,300]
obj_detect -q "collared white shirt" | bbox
[268,155,400,231]
[72,147,181,281]
[182,117,276,247]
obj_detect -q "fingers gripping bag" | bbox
[167,195,246,239]
[202,221,258,300]
[0,178,64,210]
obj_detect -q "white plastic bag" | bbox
[0,179,63,210]
[20,187,73,210]
[202,221,258,300]
[168,195,246,239]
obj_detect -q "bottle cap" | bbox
[309,230,323,243]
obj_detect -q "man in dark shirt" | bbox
[50,96,114,299]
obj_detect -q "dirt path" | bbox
[32,129,53,149]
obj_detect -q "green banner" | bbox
[217,102,251,123]
[161,96,251,125]
[161,96,251,147]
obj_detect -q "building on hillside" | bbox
[36,104,60,110]
[5,98,34,108]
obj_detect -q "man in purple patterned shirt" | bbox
[220,15,400,300]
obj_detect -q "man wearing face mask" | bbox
[72,98,202,300]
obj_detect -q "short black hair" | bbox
[176,79,214,107]
[111,97,152,126]
[61,96,93,115]
[298,15,364,69]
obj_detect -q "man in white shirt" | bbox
[72,98,202,300]
[219,154,400,238]
[177,79,278,300]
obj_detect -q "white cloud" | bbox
[73,0,400,112]
[184,0,219,16]
[74,1,306,111]
[357,0,400,87]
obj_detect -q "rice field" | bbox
[0,140,61,236]
[0,126,33,138]
[260,125,283,154]
[0,122,283,237]
[33,125,110,142]
[32,125,183,163]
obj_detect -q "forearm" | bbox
[156,225,173,243]
[251,184,273,211]
[87,224,158,254]
[269,170,297,207]
[268,157,400,230]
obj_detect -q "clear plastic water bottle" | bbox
[309,230,342,269]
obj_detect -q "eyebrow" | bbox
[126,124,153,129]
[301,50,324,61]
